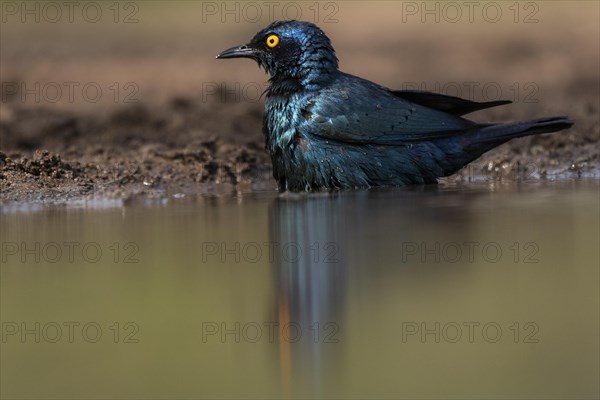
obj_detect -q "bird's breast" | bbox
[264,93,312,152]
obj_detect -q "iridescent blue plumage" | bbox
[217,21,573,191]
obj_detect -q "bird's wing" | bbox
[390,90,511,116]
[303,75,477,145]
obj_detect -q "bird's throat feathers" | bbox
[264,55,339,96]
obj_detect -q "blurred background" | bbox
[1,2,599,399]
[1,1,598,110]
[1,1,598,201]
[1,0,599,200]
[0,1,600,112]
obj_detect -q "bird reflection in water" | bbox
[266,187,484,394]
[268,194,352,395]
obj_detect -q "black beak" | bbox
[216,44,256,59]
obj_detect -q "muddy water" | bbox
[1,181,599,399]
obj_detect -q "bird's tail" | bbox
[439,116,573,177]
[473,116,573,144]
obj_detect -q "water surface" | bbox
[1,181,599,399]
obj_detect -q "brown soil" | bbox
[1,3,599,205]
[0,98,274,204]
[1,90,598,205]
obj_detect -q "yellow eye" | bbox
[266,34,279,48]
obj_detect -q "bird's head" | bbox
[216,20,339,90]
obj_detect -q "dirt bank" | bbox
[1,3,598,205]
[1,89,598,205]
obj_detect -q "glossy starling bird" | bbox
[217,21,573,191]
